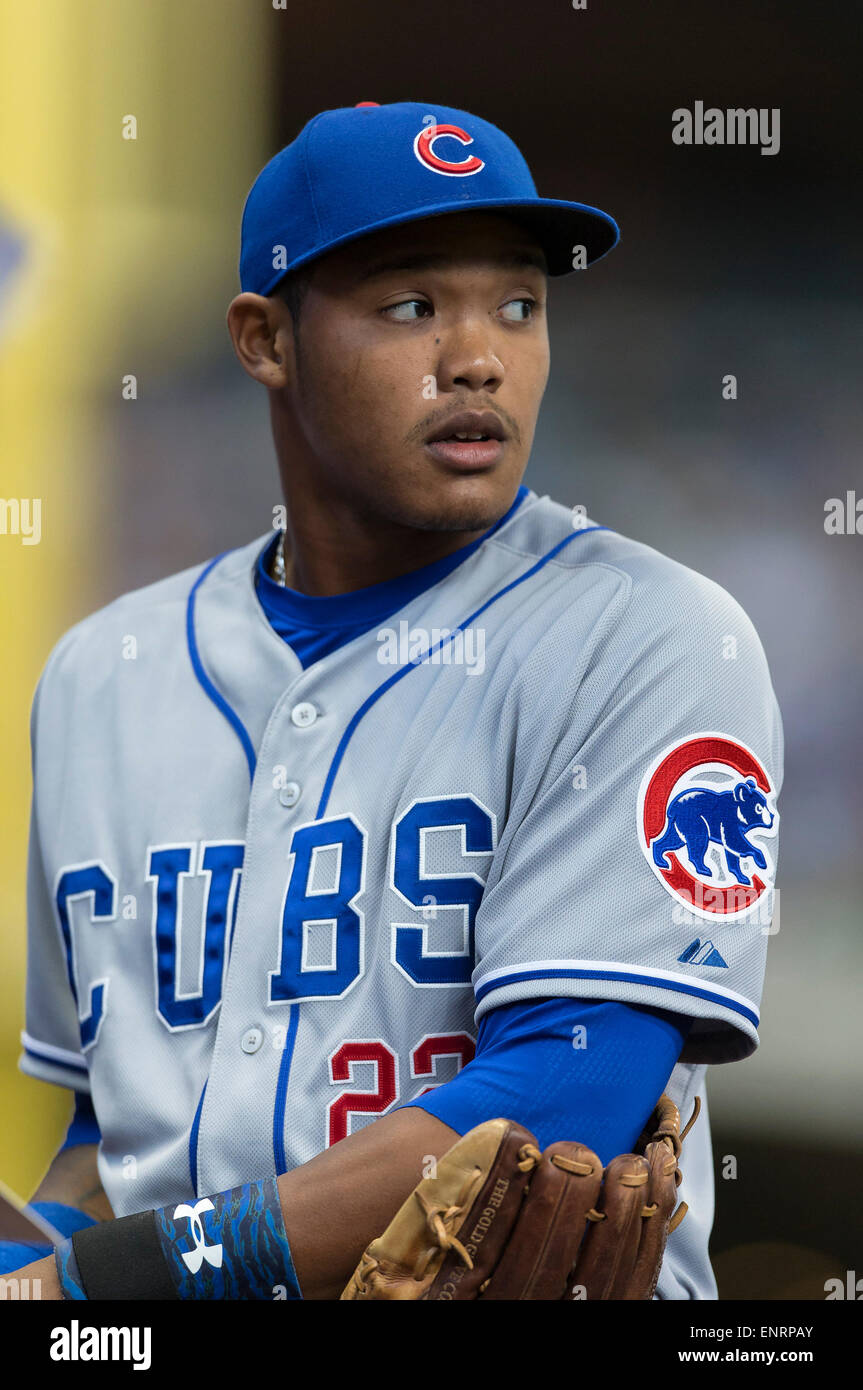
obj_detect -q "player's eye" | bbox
[499,297,536,322]
[381,299,432,321]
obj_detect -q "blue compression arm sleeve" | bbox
[61,1091,101,1150]
[399,996,691,1164]
[0,1202,97,1274]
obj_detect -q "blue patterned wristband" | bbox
[63,1176,302,1301]
[153,1177,302,1300]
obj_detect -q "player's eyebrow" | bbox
[357,248,548,281]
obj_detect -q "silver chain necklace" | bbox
[270,529,287,586]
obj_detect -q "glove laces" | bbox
[413,1189,474,1277]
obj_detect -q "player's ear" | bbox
[226,292,297,391]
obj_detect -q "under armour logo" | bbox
[173,1199,224,1274]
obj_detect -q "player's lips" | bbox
[424,410,507,469]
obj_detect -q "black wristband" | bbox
[71,1209,179,1301]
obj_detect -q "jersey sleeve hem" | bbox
[18,1031,91,1093]
[472,961,759,1062]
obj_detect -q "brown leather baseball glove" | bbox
[340,1093,700,1300]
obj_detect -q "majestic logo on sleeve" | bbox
[413,123,485,176]
[638,733,777,921]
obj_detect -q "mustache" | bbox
[406,403,521,447]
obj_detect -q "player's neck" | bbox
[276,510,488,596]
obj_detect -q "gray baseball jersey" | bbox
[19,490,782,1299]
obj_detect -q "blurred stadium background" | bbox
[1,0,859,1299]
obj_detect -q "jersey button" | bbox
[291,702,318,728]
[241,1027,263,1054]
[279,781,301,808]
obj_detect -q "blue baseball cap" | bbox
[239,101,619,295]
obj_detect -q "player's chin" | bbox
[414,447,520,529]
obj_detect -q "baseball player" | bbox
[4,101,782,1301]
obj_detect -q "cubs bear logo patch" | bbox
[637,733,778,922]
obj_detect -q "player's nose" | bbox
[434,320,504,394]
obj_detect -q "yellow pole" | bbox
[0,0,269,1196]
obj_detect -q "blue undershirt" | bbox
[399,997,690,1162]
[254,485,529,668]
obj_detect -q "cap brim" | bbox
[467,197,620,274]
[264,196,618,293]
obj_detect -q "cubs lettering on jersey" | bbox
[20,491,783,1300]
